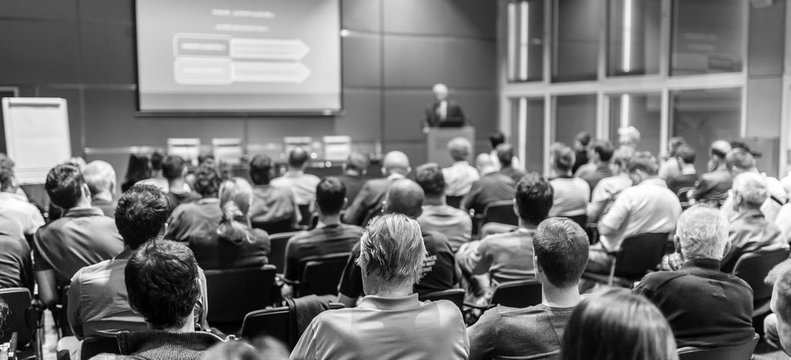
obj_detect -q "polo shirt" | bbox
[33,207,124,285]
[0,192,45,237]
[283,223,363,282]
[548,176,590,217]
[291,294,469,360]
[632,258,754,348]
[0,218,32,290]
[418,204,472,252]
[468,304,574,360]
[164,199,222,242]
[599,178,681,251]
[249,184,299,225]
[338,230,457,298]
[271,171,321,206]
[443,161,480,197]
[458,228,535,286]
[189,228,271,270]
[721,209,789,273]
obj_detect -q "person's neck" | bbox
[366,284,413,298]
[148,314,194,333]
[169,178,187,193]
[542,284,581,308]
[423,195,446,206]
[93,191,113,202]
[317,213,341,227]
[518,220,538,230]
[345,169,361,177]
[151,170,163,179]
[73,197,93,209]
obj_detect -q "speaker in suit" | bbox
[424,83,467,128]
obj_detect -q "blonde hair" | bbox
[217,177,254,244]
[356,213,426,287]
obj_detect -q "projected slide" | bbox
[136,0,341,113]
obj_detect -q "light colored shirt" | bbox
[443,161,480,197]
[457,228,536,286]
[775,203,791,243]
[0,192,44,236]
[418,204,472,252]
[587,174,632,223]
[271,171,321,206]
[599,178,681,251]
[721,173,786,223]
[548,177,590,218]
[291,294,469,360]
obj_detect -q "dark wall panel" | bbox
[342,35,382,88]
[341,0,381,32]
[78,0,133,23]
[748,1,785,76]
[0,0,77,21]
[384,37,496,88]
[0,21,80,84]
[746,77,782,138]
[383,0,496,38]
[336,90,382,140]
[79,22,136,84]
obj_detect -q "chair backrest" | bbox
[677,333,759,360]
[419,289,465,312]
[614,233,669,278]
[446,196,463,209]
[81,336,120,360]
[252,218,295,235]
[0,288,34,347]
[491,279,542,308]
[298,253,350,297]
[266,232,300,273]
[203,265,277,330]
[241,303,345,349]
[482,200,518,226]
[298,205,312,226]
[733,248,791,306]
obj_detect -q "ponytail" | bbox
[217,201,253,244]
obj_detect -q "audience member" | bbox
[659,137,687,182]
[496,144,526,183]
[633,205,754,348]
[765,260,791,353]
[720,172,789,272]
[468,217,588,360]
[271,147,321,207]
[721,147,786,222]
[0,154,28,200]
[488,131,522,171]
[548,143,589,221]
[248,155,300,232]
[574,139,614,192]
[34,165,123,306]
[0,168,44,239]
[121,153,150,193]
[92,241,223,360]
[414,163,472,252]
[586,152,680,274]
[443,137,480,198]
[571,131,591,174]
[344,151,411,226]
[456,173,553,296]
[83,160,117,218]
[462,153,516,216]
[292,214,468,359]
[0,217,32,290]
[560,288,678,360]
[189,178,270,270]
[587,147,633,223]
[136,150,168,191]
[281,177,363,298]
[337,152,369,207]
[165,165,222,242]
[338,179,457,307]
[163,155,200,210]
[690,140,733,207]
[202,339,289,360]
[616,126,640,152]
[667,144,698,199]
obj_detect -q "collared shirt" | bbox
[549,176,590,218]
[164,198,222,242]
[283,223,363,282]
[462,172,516,215]
[91,198,116,218]
[0,217,32,290]
[271,171,321,206]
[249,184,299,225]
[0,192,44,236]
[632,258,754,348]
[467,303,573,360]
[722,209,789,273]
[599,178,681,251]
[575,162,614,192]
[291,294,469,360]
[587,174,632,223]
[33,207,124,285]
[443,161,480,197]
[418,204,472,252]
[458,228,536,286]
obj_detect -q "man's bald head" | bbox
[711,140,732,159]
[475,153,497,175]
[382,151,410,176]
[384,179,424,219]
[288,147,310,170]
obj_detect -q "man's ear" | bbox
[82,183,92,199]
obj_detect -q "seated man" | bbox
[462,153,515,216]
[337,152,369,208]
[765,260,791,353]
[248,155,300,231]
[721,172,789,272]
[344,151,411,226]
[442,137,479,199]
[68,184,208,340]
[338,179,457,307]
[667,144,698,199]
[281,177,363,298]
[0,168,44,239]
[633,205,754,348]
[0,217,32,290]
[574,139,614,192]
[496,144,526,184]
[720,147,786,222]
[414,163,472,252]
[292,214,468,359]
[92,241,223,360]
[271,146,321,207]
[34,164,124,306]
[690,140,732,207]
[456,173,553,293]
[82,160,117,218]
[165,165,222,242]
[468,217,589,360]
[162,155,200,210]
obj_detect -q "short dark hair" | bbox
[627,152,659,176]
[115,184,171,250]
[288,147,309,168]
[496,144,514,168]
[316,177,346,215]
[413,163,445,197]
[726,148,756,172]
[162,155,186,181]
[345,153,369,172]
[125,241,201,330]
[0,168,14,192]
[193,165,221,197]
[515,173,553,225]
[551,143,575,173]
[45,164,85,209]
[675,144,695,164]
[150,150,165,171]
[534,218,589,288]
[575,132,592,147]
[384,179,424,219]
[591,139,614,162]
[249,155,273,185]
[489,131,506,149]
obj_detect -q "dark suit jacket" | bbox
[343,177,399,226]
[425,100,467,127]
[337,174,366,209]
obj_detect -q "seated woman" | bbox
[548,143,590,227]
[560,288,678,360]
[189,177,270,269]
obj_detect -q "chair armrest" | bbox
[462,302,494,311]
[275,274,299,286]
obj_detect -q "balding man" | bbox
[344,151,411,226]
[424,83,467,128]
[443,137,479,197]
[83,160,117,218]
[338,179,458,307]
[338,152,370,207]
[271,146,320,207]
[462,153,516,216]
[690,140,733,207]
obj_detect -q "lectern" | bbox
[426,126,475,167]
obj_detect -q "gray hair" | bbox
[448,137,472,161]
[733,172,767,208]
[676,205,729,260]
[356,213,426,287]
[83,160,116,195]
